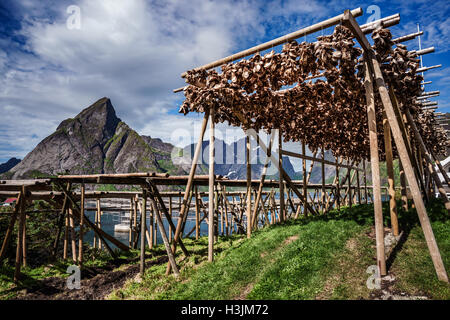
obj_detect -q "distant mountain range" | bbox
[0,157,21,174]
[1,97,336,182]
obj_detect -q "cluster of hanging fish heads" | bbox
[179,25,448,162]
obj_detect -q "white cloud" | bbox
[0,0,331,162]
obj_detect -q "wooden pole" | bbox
[180,8,363,77]
[246,134,253,237]
[363,160,368,204]
[78,184,85,265]
[431,150,450,186]
[52,182,71,257]
[195,187,200,240]
[383,114,399,236]
[303,142,308,215]
[404,109,450,211]
[321,147,326,212]
[69,208,77,264]
[14,188,26,282]
[140,189,147,276]
[149,201,154,250]
[278,130,285,222]
[22,211,27,268]
[367,54,448,282]
[251,131,274,228]
[364,60,387,276]
[168,110,209,274]
[0,191,23,263]
[169,196,173,243]
[336,157,341,210]
[64,211,69,259]
[356,165,362,205]
[399,160,408,211]
[149,193,180,277]
[208,107,215,262]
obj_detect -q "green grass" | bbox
[111,201,449,300]
[1,200,448,300]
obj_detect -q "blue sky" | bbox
[0,0,449,163]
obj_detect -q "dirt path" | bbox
[14,256,168,300]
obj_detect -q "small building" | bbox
[2,198,17,206]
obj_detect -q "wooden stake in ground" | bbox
[251,131,274,228]
[167,110,209,275]
[64,211,69,259]
[0,191,23,263]
[149,193,180,277]
[78,183,85,265]
[278,130,285,222]
[383,114,399,236]
[195,187,200,240]
[140,189,147,276]
[69,207,77,264]
[208,107,215,262]
[14,187,26,282]
[399,160,408,211]
[363,60,387,277]
[246,134,252,237]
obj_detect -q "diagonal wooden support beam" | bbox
[343,10,448,282]
[0,191,23,263]
[251,131,275,229]
[167,110,209,275]
[148,192,180,277]
[146,180,189,256]
[233,111,317,216]
[57,183,126,254]
[404,109,450,212]
[388,89,428,200]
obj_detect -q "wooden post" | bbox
[14,188,26,282]
[303,142,308,215]
[149,193,180,277]
[383,114,399,236]
[52,182,71,257]
[195,187,200,240]
[431,150,450,186]
[169,196,173,243]
[368,54,448,282]
[0,191,23,263]
[208,107,215,262]
[336,157,341,210]
[246,134,252,237]
[69,208,77,264]
[363,60,387,276]
[64,211,69,259]
[140,189,147,276]
[321,147,326,212]
[22,211,27,268]
[167,110,209,275]
[363,160,368,204]
[78,184,85,265]
[129,197,133,247]
[404,109,450,211]
[399,160,408,211]
[149,201,154,250]
[278,130,286,222]
[356,165,362,205]
[251,131,274,228]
